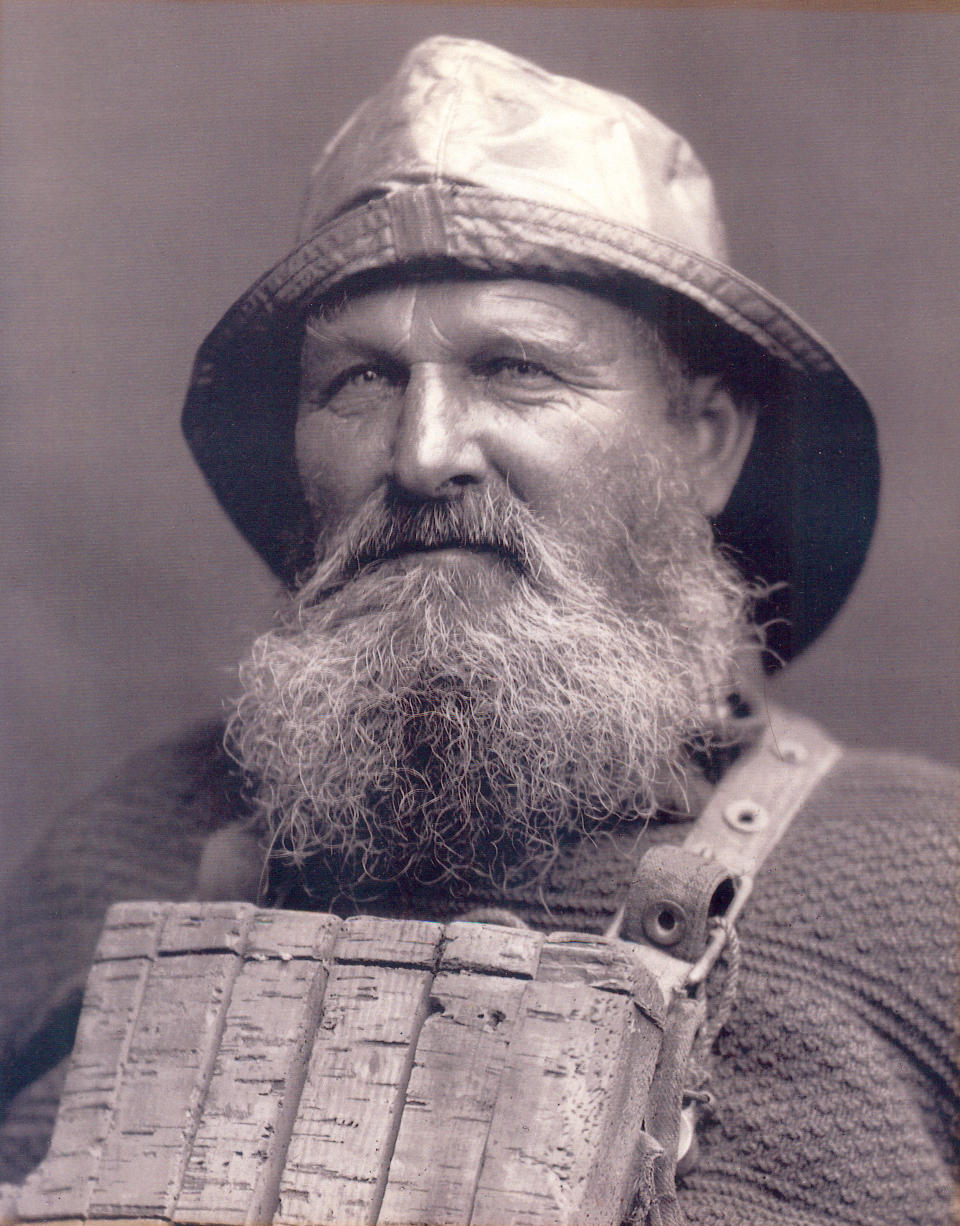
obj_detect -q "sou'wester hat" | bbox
[182,36,878,667]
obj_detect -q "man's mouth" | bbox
[352,540,522,575]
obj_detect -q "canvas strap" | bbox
[681,706,842,877]
[619,708,841,1223]
[614,705,840,968]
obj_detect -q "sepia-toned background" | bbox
[2,1,958,868]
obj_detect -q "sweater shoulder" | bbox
[768,739,959,926]
[63,716,239,840]
[0,719,240,1071]
[802,743,959,847]
[752,740,959,1093]
[826,742,958,793]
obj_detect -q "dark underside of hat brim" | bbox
[182,186,879,668]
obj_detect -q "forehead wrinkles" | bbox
[466,285,626,361]
[417,283,637,370]
[303,285,420,355]
[303,280,641,368]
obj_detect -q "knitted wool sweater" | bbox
[1,717,957,1225]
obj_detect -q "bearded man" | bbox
[1,38,956,1226]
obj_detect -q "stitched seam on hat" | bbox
[439,186,840,368]
[267,227,805,373]
[431,44,470,183]
[448,209,814,371]
[240,194,835,377]
[229,184,837,378]
[460,203,834,370]
[268,230,803,373]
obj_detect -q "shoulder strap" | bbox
[683,705,840,877]
[610,709,842,1201]
[612,708,840,972]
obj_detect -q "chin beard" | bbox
[226,475,756,900]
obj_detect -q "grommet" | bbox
[641,899,687,947]
[723,799,769,832]
[779,739,809,765]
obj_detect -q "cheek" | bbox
[531,431,684,591]
[295,413,390,515]
[501,406,649,520]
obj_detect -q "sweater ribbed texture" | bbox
[1,726,957,1225]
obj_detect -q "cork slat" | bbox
[470,979,658,1226]
[332,916,442,968]
[87,908,252,1219]
[157,903,253,956]
[376,972,528,1226]
[173,913,340,1226]
[15,954,155,1220]
[91,902,167,962]
[245,910,341,962]
[537,932,647,994]
[438,923,542,979]
[275,962,433,1226]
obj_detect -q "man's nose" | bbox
[390,366,488,498]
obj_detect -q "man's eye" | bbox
[481,357,557,383]
[319,363,404,412]
[327,365,392,395]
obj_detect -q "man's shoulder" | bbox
[753,734,958,1033]
[62,716,238,840]
[808,740,958,839]
[0,719,240,1075]
[770,733,959,900]
[732,709,957,878]
[4,714,241,939]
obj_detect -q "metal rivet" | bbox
[779,739,809,765]
[723,799,769,832]
[641,899,687,947]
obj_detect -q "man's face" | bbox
[229,277,752,903]
[295,278,687,606]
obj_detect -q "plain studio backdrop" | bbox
[1,2,958,870]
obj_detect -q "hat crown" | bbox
[299,36,728,262]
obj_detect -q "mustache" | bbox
[301,488,547,603]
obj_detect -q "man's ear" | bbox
[681,375,757,516]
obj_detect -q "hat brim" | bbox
[182,185,878,667]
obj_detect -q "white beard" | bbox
[227,472,755,899]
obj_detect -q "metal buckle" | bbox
[684,873,753,987]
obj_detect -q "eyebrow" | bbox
[302,315,376,353]
[463,317,615,376]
